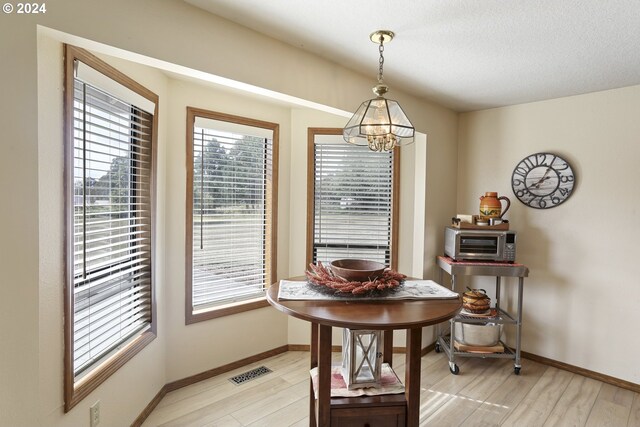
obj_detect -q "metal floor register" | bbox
[228,366,273,385]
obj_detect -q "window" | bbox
[306,128,399,269]
[186,107,278,323]
[64,46,158,411]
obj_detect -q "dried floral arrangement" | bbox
[305,262,406,295]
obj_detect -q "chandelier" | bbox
[343,30,415,152]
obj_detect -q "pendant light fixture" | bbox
[343,30,415,152]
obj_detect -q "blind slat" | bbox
[190,121,273,311]
[71,76,154,378]
[312,140,394,266]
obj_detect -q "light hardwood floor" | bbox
[142,351,640,427]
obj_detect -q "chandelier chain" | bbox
[377,37,385,83]
[342,30,415,152]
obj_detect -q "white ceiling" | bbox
[185,0,640,112]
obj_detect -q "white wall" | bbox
[0,1,458,425]
[457,85,640,384]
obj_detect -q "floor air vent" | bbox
[228,366,272,385]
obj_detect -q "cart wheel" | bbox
[449,364,459,375]
[435,343,441,353]
[514,366,521,375]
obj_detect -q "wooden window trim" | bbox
[305,128,400,270]
[63,45,159,412]
[185,107,278,324]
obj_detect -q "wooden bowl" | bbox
[329,259,387,282]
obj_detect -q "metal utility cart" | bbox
[435,256,529,375]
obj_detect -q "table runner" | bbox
[277,279,458,301]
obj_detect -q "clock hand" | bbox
[534,175,552,188]
[534,167,552,188]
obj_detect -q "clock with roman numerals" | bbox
[511,152,575,209]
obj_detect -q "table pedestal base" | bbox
[266,279,461,427]
[310,324,421,427]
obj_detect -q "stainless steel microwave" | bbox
[444,226,517,262]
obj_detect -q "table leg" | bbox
[405,327,422,427]
[309,323,318,427]
[383,330,393,367]
[317,324,332,426]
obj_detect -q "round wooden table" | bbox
[267,279,462,427]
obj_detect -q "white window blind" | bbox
[72,78,153,378]
[313,137,394,266]
[190,121,273,310]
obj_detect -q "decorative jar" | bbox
[479,192,511,219]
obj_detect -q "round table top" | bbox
[267,278,462,330]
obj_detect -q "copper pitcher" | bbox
[479,192,510,219]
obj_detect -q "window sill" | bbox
[65,329,156,412]
[186,296,270,324]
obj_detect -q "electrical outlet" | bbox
[90,400,100,427]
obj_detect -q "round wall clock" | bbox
[511,152,575,209]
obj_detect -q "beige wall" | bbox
[457,85,640,384]
[36,34,171,427]
[0,1,458,425]
[1,15,40,427]
[285,110,434,348]
[163,78,291,381]
[6,1,638,426]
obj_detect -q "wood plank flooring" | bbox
[141,351,640,427]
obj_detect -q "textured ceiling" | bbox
[185,0,640,112]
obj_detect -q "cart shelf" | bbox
[453,308,517,325]
[436,256,529,376]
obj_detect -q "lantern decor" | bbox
[341,328,383,389]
